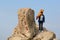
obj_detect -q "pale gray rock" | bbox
[8,8,37,40]
[33,31,56,40]
[8,8,56,40]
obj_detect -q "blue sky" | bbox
[0,0,60,40]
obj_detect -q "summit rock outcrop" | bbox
[8,8,56,40]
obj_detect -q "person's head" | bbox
[40,9,44,15]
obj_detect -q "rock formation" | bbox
[8,8,56,40]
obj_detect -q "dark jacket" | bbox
[38,14,45,23]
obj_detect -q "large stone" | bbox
[8,8,37,40]
[17,8,37,38]
[8,8,56,40]
[33,31,56,40]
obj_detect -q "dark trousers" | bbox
[39,22,43,31]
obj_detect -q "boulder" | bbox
[8,8,56,40]
[8,8,37,40]
[33,31,56,40]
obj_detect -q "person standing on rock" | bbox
[36,9,45,31]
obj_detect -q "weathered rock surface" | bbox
[8,8,56,40]
[33,31,56,40]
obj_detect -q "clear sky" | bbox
[0,0,60,40]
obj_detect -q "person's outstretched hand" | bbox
[36,16,38,20]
